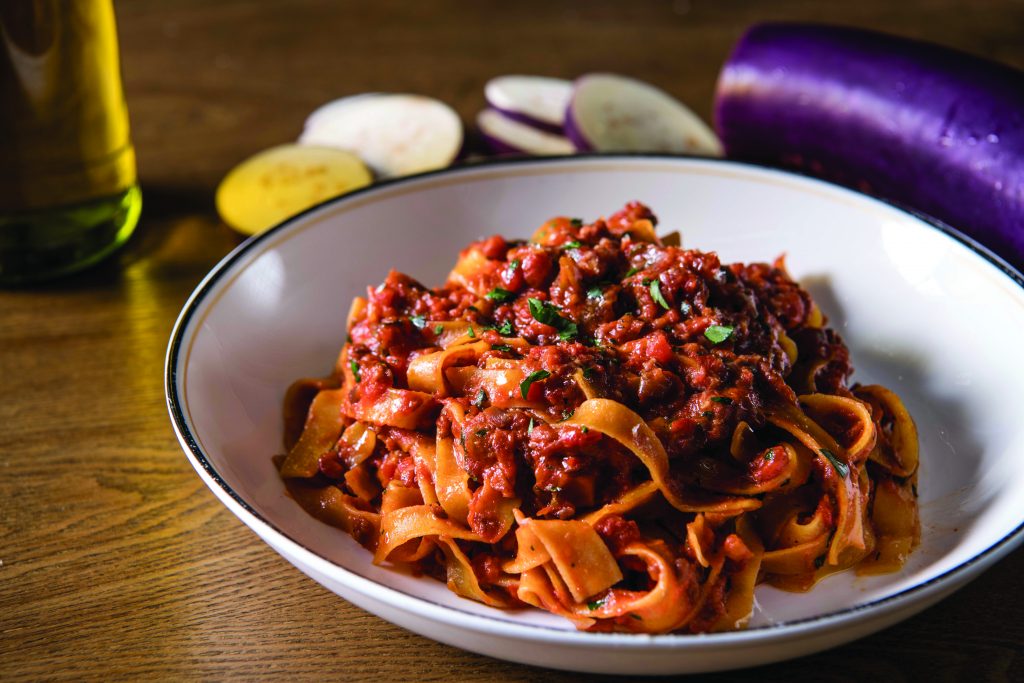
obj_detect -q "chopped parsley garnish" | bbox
[475,428,488,437]
[527,297,577,339]
[487,319,514,336]
[581,426,589,433]
[520,369,551,399]
[491,343,514,353]
[819,448,849,478]
[624,266,640,278]
[486,287,514,302]
[560,409,575,421]
[582,366,595,380]
[569,218,583,227]
[587,599,604,610]
[562,240,582,250]
[586,285,603,300]
[704,324,734,344]
[349,360,361,383]
[467,326,476,338]
[434,324,444,335]
[710,396,733,405]
[649,279,669,310]
[679,301,692,315]
[409,314,427,329]
[629,613,643,621]
[473,389,487,408]
[701,410,714,418]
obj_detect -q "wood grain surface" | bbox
[2,1,1022,680]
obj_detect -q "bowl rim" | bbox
[165,153,1024,647]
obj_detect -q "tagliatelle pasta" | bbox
[276,202,920,633]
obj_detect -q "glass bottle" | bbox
[0,0,141,284]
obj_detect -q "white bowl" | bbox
[166,156,1024,675]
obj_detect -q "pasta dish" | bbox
[277,203,920,634]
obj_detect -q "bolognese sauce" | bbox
[277,203,920,633]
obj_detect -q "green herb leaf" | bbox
[491,343,514,353]
[562,240,582,250]
[819,448,849,478]
[560,409,574,422]
[527,297,561,326]
[587,600,604,611]
[581,426,589,433]
[704,324,734,344]
[520,369,551,399]
[528,417,535,434]
[349,360,361,383]
[710,396,733,405]
[486,287,515,302]
[629,613,643,621]
[679,301,692,315]
[582,366,595,380]
[505,258,520,278]
[467,326,476,338]
[569,218,583,227]
[475,428,488,437]
[586,286,603,300]
[649,279,669,310]
[433,324,444,335]
[491,319,513,336]
[624,266,639,278]
[409,314,427,329]
[473,389,487,408]
[701,410,714,418]
[527,297,577,339]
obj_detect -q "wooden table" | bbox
[3,1,1022,679]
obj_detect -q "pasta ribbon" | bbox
[280,388,347,478]
[374,501,482,565]
[437,536,511,608]
[567,399,760,515]
[349,388,438,430]
[855,384,919,477]
[515,513,623,603]
[407,340,490,396]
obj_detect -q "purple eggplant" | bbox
[715,23,1024,269]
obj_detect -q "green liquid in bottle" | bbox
[0,0,140,284]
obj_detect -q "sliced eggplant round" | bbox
[476,109,575,156]
[565,73,722,156]
[299,94,463,178]
[484,75,573,135]
[216,144,372,235]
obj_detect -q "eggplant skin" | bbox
[715,23,1024,270]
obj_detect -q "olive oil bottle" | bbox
[0,0,140,283]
